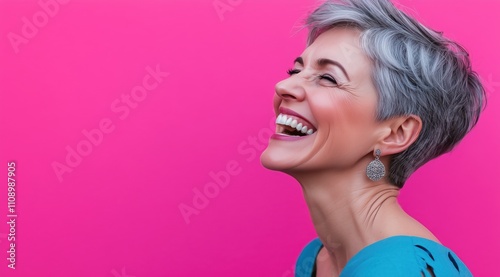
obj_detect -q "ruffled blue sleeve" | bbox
[342,236,473,277]
[294,236,473,277]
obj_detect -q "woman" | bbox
[260,0,486,276]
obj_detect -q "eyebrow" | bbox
[294,57,351,81]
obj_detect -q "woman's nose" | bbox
[275,76,306,101]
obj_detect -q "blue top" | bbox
[295,236,472,276]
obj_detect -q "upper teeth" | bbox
[276,114,314,135]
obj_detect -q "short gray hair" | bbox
[304,0,486,188]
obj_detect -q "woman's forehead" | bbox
[300,27,368,65]
[299,27,372,83]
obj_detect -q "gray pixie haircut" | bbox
[305,0,486,188]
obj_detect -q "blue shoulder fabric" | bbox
[294,236,473,277]
[295,237,323,277]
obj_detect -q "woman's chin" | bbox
[260,149,299,171]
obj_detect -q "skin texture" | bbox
[260,27,439,276]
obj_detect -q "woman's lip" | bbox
[271,132,315,141]
[278,107,317,130]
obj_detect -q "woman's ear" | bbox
[378,115,422,156]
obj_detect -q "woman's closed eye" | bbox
[317,74,338,85]
[286,68,301,76]
[286,68,338,86]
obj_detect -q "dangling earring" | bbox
[366,149,385,181]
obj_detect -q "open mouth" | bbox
[275,113,317,137]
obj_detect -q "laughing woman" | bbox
[260,0,486,276]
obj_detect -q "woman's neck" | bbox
[292,167,408,272]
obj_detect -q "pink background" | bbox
[0,0,499,276]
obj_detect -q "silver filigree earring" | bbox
[366,149,385,181]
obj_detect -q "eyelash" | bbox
[286,68,301,75]
[286,68,338,85]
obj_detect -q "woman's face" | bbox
[260,27,384,174]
